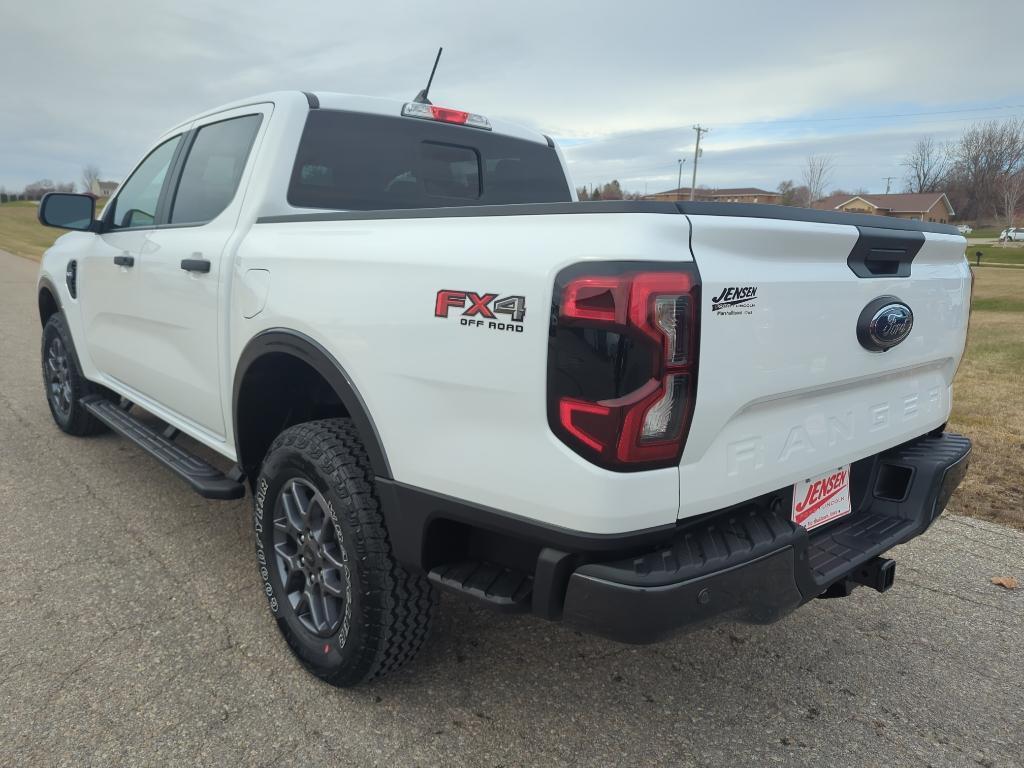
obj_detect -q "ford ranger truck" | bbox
[35,91,972,686]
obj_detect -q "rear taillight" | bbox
[547,263,700,471]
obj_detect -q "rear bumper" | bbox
[561,431,971,644]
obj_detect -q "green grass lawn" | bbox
[965,243,1024,267]
[963,225,1007,239]
[0,199,105,260]
[0,201,57,259]
[948,266,1024,529]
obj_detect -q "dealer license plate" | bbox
[792,465,851,531]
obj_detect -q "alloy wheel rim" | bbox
[272,478,349,637]
[46,337,72,417]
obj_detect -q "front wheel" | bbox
[254,418,437,686]
[41,313,107,436]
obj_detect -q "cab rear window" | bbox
[287,109,570,210]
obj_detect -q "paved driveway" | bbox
[1,248,1022,767]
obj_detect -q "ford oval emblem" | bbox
[857,296,913,352]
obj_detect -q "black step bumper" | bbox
[561,431,971,644]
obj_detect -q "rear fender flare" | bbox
[232,329,392,479]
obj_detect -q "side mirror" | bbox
[38,192,97,231]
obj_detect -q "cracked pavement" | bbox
[1,248,1023,767]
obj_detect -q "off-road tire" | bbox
[254,418,437,686]
[41,313,108,436]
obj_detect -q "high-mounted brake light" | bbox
[402,102,492,130]
[548,265,701,471]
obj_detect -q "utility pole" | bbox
[883,176,894,194]
[676,158,686,200]
[690,125,709,201]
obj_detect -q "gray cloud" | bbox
[2,0,1021,194]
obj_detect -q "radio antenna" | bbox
[413,47,443,105]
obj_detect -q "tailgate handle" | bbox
[847,226,924,279]
[863,249,904,276]
[113,254,134,268]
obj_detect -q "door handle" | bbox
[180,258,211,274]
[113,254,134,267]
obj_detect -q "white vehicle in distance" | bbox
[956,224,972,235]
[998,227,1024,242]
[35,89,972,686]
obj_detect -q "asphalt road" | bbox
[2,247,1023,767]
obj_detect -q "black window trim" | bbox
[155,128,197,226]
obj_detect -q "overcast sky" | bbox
[2,0,1022,195]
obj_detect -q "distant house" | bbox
[645,187,783,205]
[90,179,119,198]
[813,192,954,224]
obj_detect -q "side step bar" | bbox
[81,396,245,500]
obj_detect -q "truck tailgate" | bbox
[680,212,970,519]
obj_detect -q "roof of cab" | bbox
[167,90,549,146]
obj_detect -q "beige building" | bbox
[645,187,783,205]
[89,179,118,198]
[813,192,954,223]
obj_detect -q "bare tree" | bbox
[82,164,101,195]
[947,119,1024,220]
[802,155,834,205]
[997,170,1024,233]
[776,180,813,207]
[901,137,949,194]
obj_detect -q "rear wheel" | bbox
[254,418,437,686]
[41,313,107,436]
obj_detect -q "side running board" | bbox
[81,396,245,500]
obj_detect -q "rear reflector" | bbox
[402,102,492,130]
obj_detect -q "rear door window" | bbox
[287,110,570,210]
[170,114,262,225]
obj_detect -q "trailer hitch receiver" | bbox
[850,557,896,593]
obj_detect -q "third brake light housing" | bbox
[547,261,701,471]
[401,102,492,131]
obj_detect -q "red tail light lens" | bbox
[430,106,469,124]
[549,264,700,470]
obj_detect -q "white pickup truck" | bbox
[36,90,972,686]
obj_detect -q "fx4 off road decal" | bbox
[435,290,526,333]
[711,285,757,315]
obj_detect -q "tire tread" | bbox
[262,418,436,685]
[41,313,107,436]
